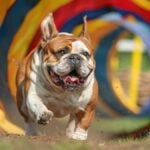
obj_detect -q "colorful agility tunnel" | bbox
[0,0,150,133]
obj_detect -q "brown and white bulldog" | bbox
[16,13,98,140]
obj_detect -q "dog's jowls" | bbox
[16,13,98,140]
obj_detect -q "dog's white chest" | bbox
[26,50,94,117]
[27,75,94,117]
[43,81,93,116]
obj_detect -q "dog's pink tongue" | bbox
[64,76,79,84]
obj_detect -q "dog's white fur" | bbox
[24,43,94,139]
[16,14,98,141]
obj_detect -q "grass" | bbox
[59,116,150,134]
[92,117,150,133]
[51,142,91,150]
[0,117,150,150]
[0,137,47,150]
[0,133,150,150]
[0,136,92,150]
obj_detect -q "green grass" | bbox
[51,142,91,150]
[0,117,150,150]
[92,117,150,133]
[142,53,150,71]
[0,132,150,150]
[0,138,31,150]
[60,116,150,134]
[0,136,91,150]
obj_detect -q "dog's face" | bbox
[40,14,95,90]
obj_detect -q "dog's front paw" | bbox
[37,111,54,125]
[66,127,88,141]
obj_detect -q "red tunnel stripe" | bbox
[53,0,110,30]
[27,0,110,52]
[27,0,150,54]
[111,0,150,22]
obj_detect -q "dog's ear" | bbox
[41,13,58,41]
[79,16,90,41]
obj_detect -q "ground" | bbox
[0,117,150,150]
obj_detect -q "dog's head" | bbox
[40,13,95,91]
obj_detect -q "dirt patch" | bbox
[0,117,150,150]
[0,131,150,150]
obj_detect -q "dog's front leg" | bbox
[26,91,54,126]
[66,114,77,138]
[66,108,95,140]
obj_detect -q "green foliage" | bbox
[117,52,150,72]
[142,53,150,71]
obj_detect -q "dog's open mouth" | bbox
[47,67,87,90]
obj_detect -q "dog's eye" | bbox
[55,47,69,57]
[81,51,90,58]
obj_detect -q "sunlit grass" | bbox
[92,117,150,133]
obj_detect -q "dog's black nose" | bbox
[69,54,81,64]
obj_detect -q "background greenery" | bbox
[117,52,150,72]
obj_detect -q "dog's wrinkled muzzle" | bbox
[69,54,81,65]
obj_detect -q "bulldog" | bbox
[16,13,98,140]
